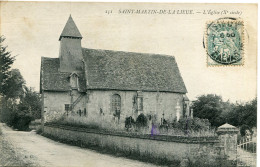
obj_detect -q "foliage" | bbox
[245,142,257,153]
[136,113,148,128]
[18,86,41,119]
[226,98,257,129]
[0,36,16,96]
[125,116,135,130]
[36,126,43,134]
[172,117,211,132]
[192,94,227,127]
[192,94,257,130]
[1,69,25,100]
[187,156,237,167]
[52,115,125,132]
[0,99,17,125]
[0,37,41,131]
[11,110,33,131]
[0,86,41,131]
[239,124,252,137]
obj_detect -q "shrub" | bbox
[125,116,135,130]
[48,114,126,132]
[136,114,148,128]
[240,124,252,136]
[172,117,211,131]
[246,142,257,153]
[36,126,43,134]
[12,110,33,131]
[187,155,236,167]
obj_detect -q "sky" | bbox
[0,2,257,102]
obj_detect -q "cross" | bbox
[162,111,165,120]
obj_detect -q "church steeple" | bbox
[59,15,82,41]
[59,15,83,72]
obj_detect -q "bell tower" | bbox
[59,15,83,72]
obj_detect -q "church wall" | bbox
[83,90,185,127]
[43,89,185,128]
[42,90,86,123]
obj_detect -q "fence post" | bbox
[216,123,239,161]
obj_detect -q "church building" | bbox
[40,15,191,127]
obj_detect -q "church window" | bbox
[138,97,143,111]
[84,108,87,116]
[70,73,78,89]
[65,104,70,111]
[112,94,121,117]
[136,91,143,111]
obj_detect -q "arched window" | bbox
[70,73,78,89]
[112,94,121,117]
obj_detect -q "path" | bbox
[0,123,159,167]
[237,147,257,167]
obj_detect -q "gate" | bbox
[237,136,256,167]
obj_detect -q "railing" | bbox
[71,93,85,110]
[237,136,256,167]
[238,136,256,153]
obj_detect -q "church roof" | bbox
[82,48,187,93]
[40,57,86,92]
[59,15,82,41]
[40,48,187,93]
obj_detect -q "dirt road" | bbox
[0,123,158,167]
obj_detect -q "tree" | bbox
[240,124,251,137]
[0,36,15,96]
[18,86,41,120]
[0,69,25,125]
[2,69,25,100]
[227,98,257,128]
[192,94,257,129]
[192,94,225,127]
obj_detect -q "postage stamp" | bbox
[206,18,244,66]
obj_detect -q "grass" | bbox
[36,126,43,134]
[159,128,217,137]
[48,115,217,138]
[187,157,237,167]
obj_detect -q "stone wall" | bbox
[43,124,223,165]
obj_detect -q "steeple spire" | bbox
[59,15,82,41]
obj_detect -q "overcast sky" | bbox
[1,2,257,102]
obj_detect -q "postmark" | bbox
[205,18,244,66]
